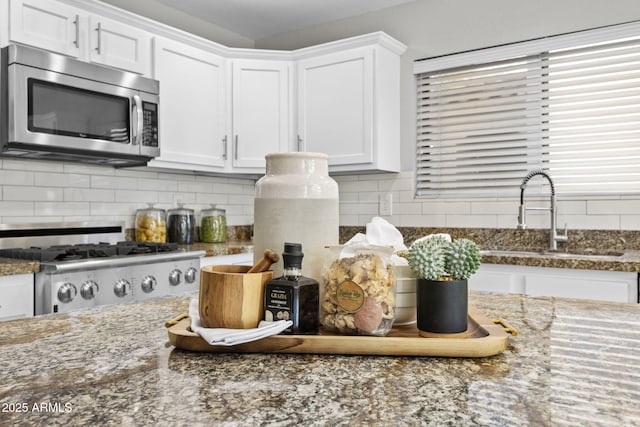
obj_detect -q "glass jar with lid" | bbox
[167,204,196,244]
[200,204,227,243]
[135,203,166,242]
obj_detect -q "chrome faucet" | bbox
[517,169,568,251]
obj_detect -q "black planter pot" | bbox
[416,279,468,335]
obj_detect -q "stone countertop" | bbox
[481,249,640,272]
[1,292,638,426]
[0,258,39,276]
[0,242,253,276]
[341,226,640,273]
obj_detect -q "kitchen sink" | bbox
[540,249,625,257]
[481,249,625,260]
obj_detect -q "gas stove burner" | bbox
[0,221,206,316]
[50,244,120,261]
[0,241,178,262]
[116,241,179,256]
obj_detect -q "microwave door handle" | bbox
[132,95,143,146]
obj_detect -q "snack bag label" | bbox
[336,281,365,313]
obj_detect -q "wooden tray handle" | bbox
[492,318,518,336]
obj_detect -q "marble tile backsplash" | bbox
[334,171,640,230]
[2,158,639,237]
[339,226,640,253]
[0,159,255,228]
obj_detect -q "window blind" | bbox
[415,22,640,197]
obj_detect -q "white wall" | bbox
[257,0,640,229]
[96,0,254,48]
[0,159,255,228]
[257,0,640,171]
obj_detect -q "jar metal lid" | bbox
[168,203,194,216]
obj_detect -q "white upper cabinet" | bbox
[231,59,291,170]
[149,53,291,174]
[4,0,407,175]
[297,47,373,168]
[9,0,82,57]
[148,37,228,172]
[88,15,151,75]
[8,0,151,75]
[295,33,407,174]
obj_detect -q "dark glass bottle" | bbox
[263,242,319,334]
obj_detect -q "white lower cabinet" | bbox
[200,253,253,269]
[470,264,638,303]
[0,273,34,321]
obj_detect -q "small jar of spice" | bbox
[200,205,227,243]
[135,203,166,242]
[167,204,196,244]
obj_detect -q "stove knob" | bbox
[169,269,182,286]
[80,280,99,300]
[58,282,77,304]
[114,279,131,298]
[184,267,198,284]
[141,275,157,293]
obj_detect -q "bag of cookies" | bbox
[320,244,396,336]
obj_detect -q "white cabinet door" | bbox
[297,47,373,167]
[470,263,638,303]
[200,252,253,268]
[470,264,526,294]
[88,15,150,75]
[525,269,637,303]
[232,59,291,170]
[9,0,82,57]
[9,0,151,75]
[0,273,34,321]
[149,37,227,172]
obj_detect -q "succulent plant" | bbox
[406,235,450,280]
[445,238,481,280]
[406,236,481,281]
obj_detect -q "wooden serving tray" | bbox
[167,306,510,358]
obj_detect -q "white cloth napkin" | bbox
[188,299,292,346]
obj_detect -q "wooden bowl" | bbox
[199,265,273,329]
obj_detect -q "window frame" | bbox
[414,21,640,199]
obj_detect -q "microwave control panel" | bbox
[142,102,159,147]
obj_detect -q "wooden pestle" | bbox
[247,249,279,273]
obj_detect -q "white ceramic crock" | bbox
[253,152,339,281]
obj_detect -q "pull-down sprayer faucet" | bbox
[517,170,568,251]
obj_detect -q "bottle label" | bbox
[336,281,365,313]
[265,287,293,322]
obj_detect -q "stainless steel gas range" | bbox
[0,222,204,315]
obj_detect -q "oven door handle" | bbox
[132,95,143,146]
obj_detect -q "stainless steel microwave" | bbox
[0,44,159,166]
